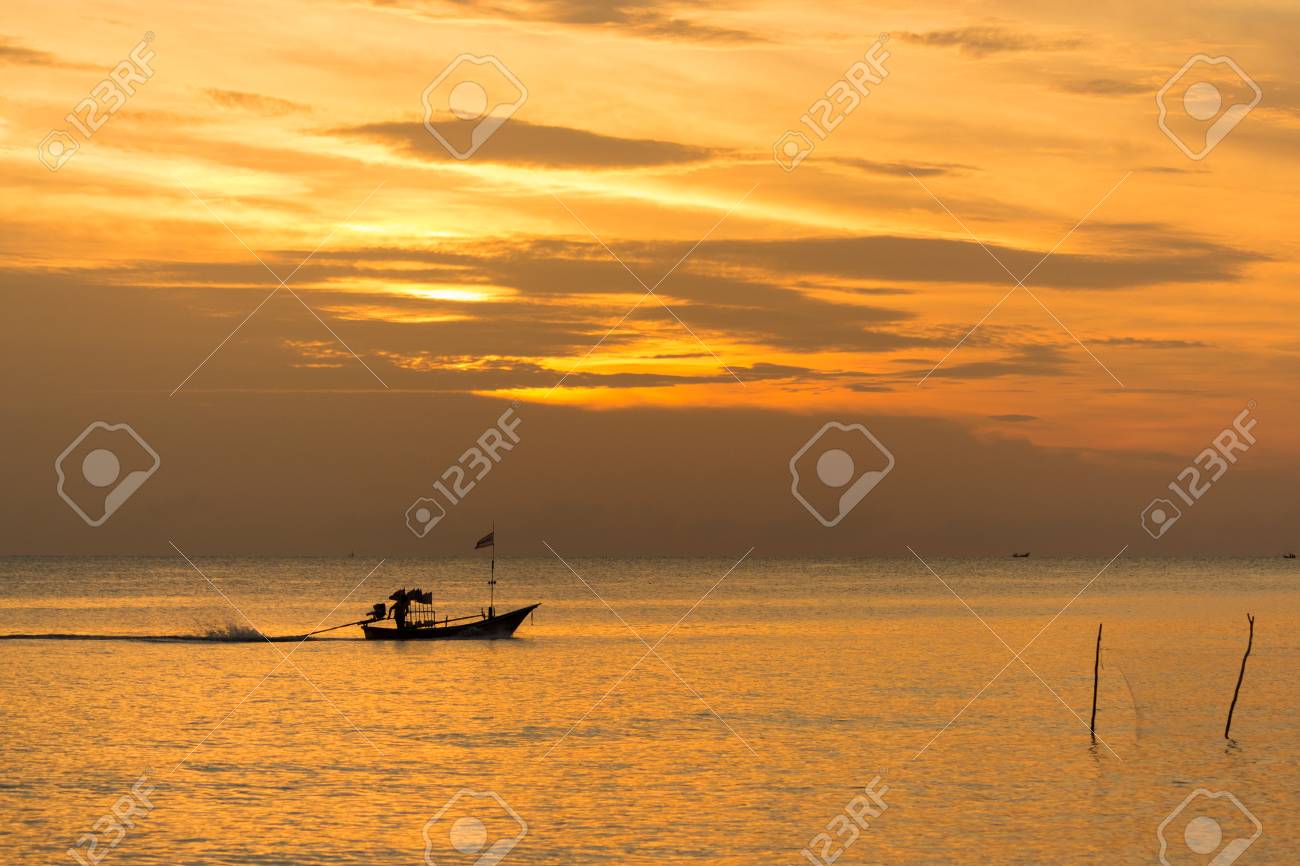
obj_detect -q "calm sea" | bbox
[1,556,1295,865]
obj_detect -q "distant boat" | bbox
[1012,552,1031,558]
[1285,553,1296,559]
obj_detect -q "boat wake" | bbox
[199,623,274,642]
[0,624,348,643]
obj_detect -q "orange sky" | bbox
[2,0,1298,553]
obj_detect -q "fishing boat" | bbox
[307,527,540,641]
[1012,551,1031,558]
[361,602,540,640]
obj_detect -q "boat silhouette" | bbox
[307,527,540,640]
[361,602,539,640]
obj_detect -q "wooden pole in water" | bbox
[1224,613,1255,739]
[1090,623,1102,741]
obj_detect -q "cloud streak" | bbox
[0,35,92,69]
[368,0,762,42]
[337,119,723,168]
[204,89,309,115]
[899,25,1083,57]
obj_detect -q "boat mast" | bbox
[489,521,496,617]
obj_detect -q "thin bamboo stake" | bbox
[1090,623,1102,740]
[1224,613,1255,739]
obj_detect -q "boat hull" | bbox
[361,603,539,640]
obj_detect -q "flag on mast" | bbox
[477,527,497,615]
